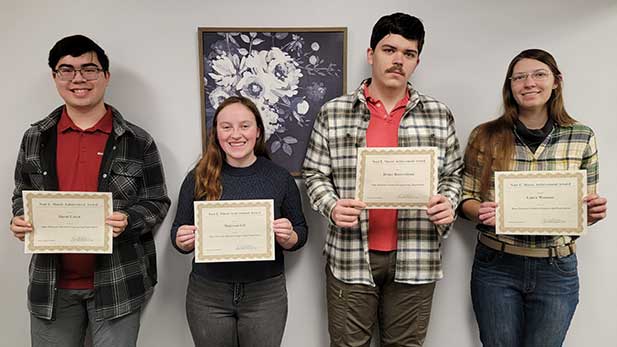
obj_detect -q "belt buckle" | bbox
[552,245,568,258]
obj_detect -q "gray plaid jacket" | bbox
[12,105,170,321]
[303,80,463,286]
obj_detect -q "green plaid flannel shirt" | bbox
[303,80,463,286]
[462,122,599,247]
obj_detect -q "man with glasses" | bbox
[303,13,463,346]
[9,34,170,346]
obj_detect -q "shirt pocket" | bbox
[108,159,143,203]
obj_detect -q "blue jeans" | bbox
[471,242,579,347]
[186,272,288,347]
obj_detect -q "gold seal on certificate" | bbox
[355,147,438,209]
[23,191,113,254]
[495,170,587,235]
[193,199,275,263]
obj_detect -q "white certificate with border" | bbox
[194,199,275,263]
[355,147,438,209]
[495,170,587,235]
[23,191,113,254]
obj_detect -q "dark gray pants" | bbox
[186,272,288,347]
[30,289,141,347]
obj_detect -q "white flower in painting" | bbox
[253,99,280,140]
[266,48,303,97]
[245,48,302,102]
[296,100,309,115]
[243,51,282,103]
[311,42,320,51]
[236,71,280,104]
[209,87,231,109]
[208,53,243,88]
[309,55,318,65]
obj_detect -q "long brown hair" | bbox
[194,96,270,200]
[465,49,576,199]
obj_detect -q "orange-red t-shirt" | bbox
[364,85,409,251]
[56,107,112,289]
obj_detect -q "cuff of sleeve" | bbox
[436,215,457,239]
[119,209,134,231]
[324,199,338,226]
[457,198,478,221]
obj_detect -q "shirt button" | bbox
[112,146,116,150]
[102,174,108,178]
[42,171,47,176]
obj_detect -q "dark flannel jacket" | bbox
[12,105,170,321]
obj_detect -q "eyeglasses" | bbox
[54,65,103,81]
[509,70,552,83]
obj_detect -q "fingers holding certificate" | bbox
[193,199,275,263]
[23,191,113,253]
[355,147,438,209]
[495,170,587,235]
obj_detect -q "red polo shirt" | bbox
[364,85,409,251]
[56,107,112,289]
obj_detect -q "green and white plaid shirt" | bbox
[303,80,463,286]
[462,122,599,247]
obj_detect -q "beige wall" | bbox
[1,0,616,346]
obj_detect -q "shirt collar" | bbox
[362,83,410,108]
[58,107,113,134]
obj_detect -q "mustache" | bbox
[385,65,404,74]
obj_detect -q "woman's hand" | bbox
[273,218,298,250]
[176,225,197,252]
[585,194,607,224]
[477,201,498,226]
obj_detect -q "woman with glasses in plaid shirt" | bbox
[460,49,607,347]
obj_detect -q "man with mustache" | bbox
[9,34,170,346]
[303,13,463,346]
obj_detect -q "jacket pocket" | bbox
[108,159,143,201]
[22,160,45,190]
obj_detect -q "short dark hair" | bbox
[370,13,425,54]
[48,35,109,72]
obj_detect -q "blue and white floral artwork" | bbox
[200,28,346,174]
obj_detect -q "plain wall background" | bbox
[1,1,616,346]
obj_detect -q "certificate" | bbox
[495,170,587,235]
[194,199,275,263]
[355,147,438,209]
[23,191,113,254]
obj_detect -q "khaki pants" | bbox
[326,251,436,347]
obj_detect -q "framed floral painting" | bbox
[198,27,347,175]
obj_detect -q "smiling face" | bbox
[216,102,261,167]
[53,52,109,115]
[367,33,420,93]
[510,58,558,113]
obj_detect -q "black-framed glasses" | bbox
[54,65,103,81]
[509,70,552,84]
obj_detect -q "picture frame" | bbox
[198,27,347,175]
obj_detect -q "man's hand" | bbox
[10,215,32,241]
[331,199,366,228]
[106,212,129,237]
[427,195,454,225]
